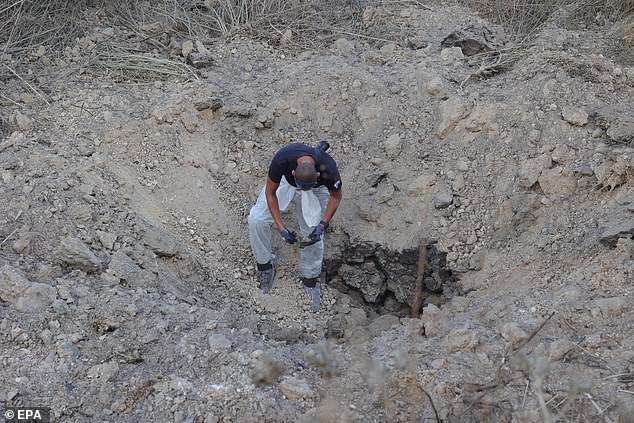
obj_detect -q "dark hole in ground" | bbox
[324,241,460,317]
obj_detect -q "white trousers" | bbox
[248,177,330,279]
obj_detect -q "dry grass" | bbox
[91,53,199,83]
[457,0,634,43]
[0,0,90,57]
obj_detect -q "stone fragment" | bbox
[181,40,194,58]
[422,74,444,96]
[369,314,400,336]
[561,106,588,126]
[538,167,577,197]
[444,327,479,352]
[280,376,312,400]
[87,361,119,382]
[385,133,402,159]
[15,283,56,312]
[440,47,464,61]
[436,96,470,138]
[517,154,552,189]
[499,322,527,343]
[140,223,178,257]
[433,191,453,209]
[0,265,31,303]
[56,238,102,273]
[334,38,355,53]
[10,111,33,132]
[599,215,634,247]
[207,333,232,353]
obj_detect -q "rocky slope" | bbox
[1,2,633,422]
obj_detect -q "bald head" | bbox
[295,161,318,187]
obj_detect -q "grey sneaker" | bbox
[302,278,320,312]
[256,266,275,293]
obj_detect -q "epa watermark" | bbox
[3,407,50,422]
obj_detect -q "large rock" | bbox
[15,283,57,313]
[108,251,155,287]
[338,262,386,303]
[436,96,470,139]
[598,207,634,247]
[280,376,313,400]
[0,265,32,303]
[139,222,179,257]
[561,106,589,126]
[56,237,102,273]
[538,167,577,197]
[517,154,552,189]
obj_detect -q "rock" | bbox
[433,191,453,209]
[56,237,102,273]
[326,314,346,339]
[10,111,33,132]
[436,96,470,138]
[440,47,464,61]
[385,133,402,159]
[87,361,119,382]
[441,24,502,56]
[181,40,194,58]
[108,251,150,287]
[333,38,355,53]
[356,99,382,130]
[15,283,56,313]
[551,144,576,164]
[368,314,400,336]
[139,222,178,257]
[375,183,395,204]
[517,154,552,189]
[498,322,528,343]
[421,73,444,96]
[538,167,577,197]
[207,333,232,353]
[280,376,313,400]
[599,214,634,247]
[180,108,200,133]
[444,327,479,352]
[561,106,589,126]
[422,304,447,337]
[0,265,32,304]
[96,230,117,250]
[407,173,436,195]
[339,263,386,303]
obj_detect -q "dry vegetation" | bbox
[1,1,634,422]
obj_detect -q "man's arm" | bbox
[321,189,342,224]
[264,176,285,231]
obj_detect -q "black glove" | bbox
[303,221,327,247]
[279,228,298,244]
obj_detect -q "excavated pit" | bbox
[324,241,460,316]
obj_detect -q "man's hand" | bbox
[301,221,327,248]
[280,228,298,244]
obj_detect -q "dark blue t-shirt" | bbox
[268,143,342,192]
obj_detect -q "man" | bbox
[248,141,343,311]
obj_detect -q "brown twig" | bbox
[411,239,427,317]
